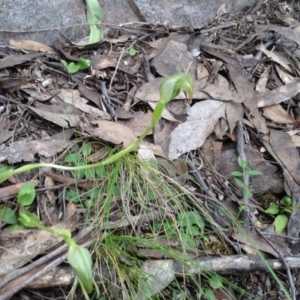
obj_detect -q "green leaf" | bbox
[17,182,35,206]
[238,157,248,169]
[177,211,205,229]
[0,165,10,174]
[19,211,42,228]
[202,288,215,300]
[67,244,94,294]
[231,171,243,177]
[274,214,289,234]
[10,224,26,231]
[164,221,176,239]
[129,48,137,56]
[86,0,103,44]
[181,232,196,250]
[64,153,79,164]
[280,196,293,207]
[78,58,91,70]
[159,73,194,105]
[244,188,252,197]
[67,62,80,74]
[96,166,105,177]
[66,190,82,203]
[82,143,92,156]
[185,225,201,237]
[208,274,223,289]
[87,188,102,200]
[265,203,279,215]
[233,177,245,189]
[0,207,17,224]
[246,169,262,176]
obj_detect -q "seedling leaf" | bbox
[19,211,42,228]
[246,170,262,176]
[274,214,289,234]
[185,225,201,237]
[17,182,35,206]
[181,232,197,250]
[129,48,137,56]
[0,207,17,224]
[231,171,243,177]
[280,196,293,207]
[67,62,80,74]
[78,58,91,70]
[64,153,80,164]
[238,157,248,169]
[265,203,279,215]
[233,177,245,189]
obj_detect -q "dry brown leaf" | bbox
[90,55,135,75]
[257,80,300,108]
[118,110,153,136]
[196,63,209,80]
[0,212,78,276]
[257,24,300,45]
[232,230,290,258]
[269,129,300,185]
[85,120,137,147]
[151,39,196,78]
[21,88,54,102]
[256,44,292,73]
[140,141,165,158]
[0,53,43,69]
[0,129,74,163]
[0,77,30,93]
[262,105,294,124]
[29,103,81,128]
[58,89,107,119]
[255,66,270,93]
[275,65,297,84]
[9,39,54,53]
[288,130,300,147]
[168,100,226,159]
[148,102,180,123]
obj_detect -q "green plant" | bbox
[0,72,194,184]
[61,57,91,74]
[231,157,262,211]
[0,181,35,229]
[265,196,293,234]
[128,48,138,56]
[155,211,206,251]
[19,210,99,300]
[86,0,103,44]
[2,182,99,299]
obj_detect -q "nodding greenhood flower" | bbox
[67,244,96,295]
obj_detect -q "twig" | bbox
[109,49,125,91]
[25,255,300,289]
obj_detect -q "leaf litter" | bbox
[1,0,300,299]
